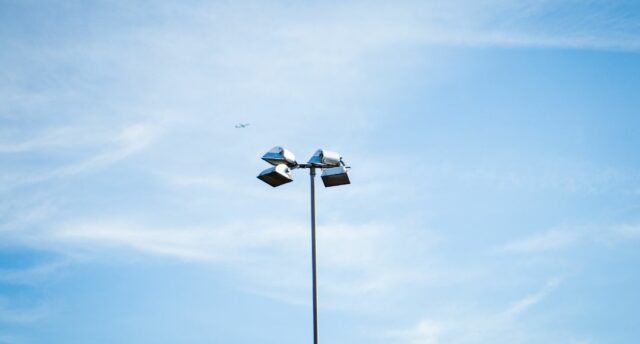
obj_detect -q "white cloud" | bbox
[0,260,69,285]
[0,298,47,324]
[501,223,640,255]
[263,1,640,52]
[618,224,640,239]
[0,127,82,153]
[504,277,560,317]
[502,229,581,253]
[388,319,445,344]
[0,333,25,344]
[45,218,435,310]
[0,121,165,190]
[47,122,164,176]
[387,278,563,344]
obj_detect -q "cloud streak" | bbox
[387,277,563,344]
[0,260,69,285]
[0,121,165,190]
[500,223,640,255]
[0,298,47,324]
[44,218,435,310]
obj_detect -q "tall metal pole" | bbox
[310,167,319,344]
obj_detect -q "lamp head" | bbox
[321,165,351,187]
[308,149,342,167]
[262,146,297,167]
[257,164,294,187]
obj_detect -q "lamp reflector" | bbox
[257,164,293,187]
[321,166,350,187]
[308,149,342,167]
[262,146,297,167]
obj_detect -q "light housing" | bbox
[321,165,351,187]
[257,164,293,187]
[262,146,297,167]
[308,149,342,167]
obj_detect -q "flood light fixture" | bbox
[321,165,351,187]
[261,146,297,167]
[308,149,342,167]
[257,164,293,187]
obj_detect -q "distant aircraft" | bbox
[235,123,250,128]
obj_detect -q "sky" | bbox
[1,0,640,343]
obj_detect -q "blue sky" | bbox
[1,1,640,343]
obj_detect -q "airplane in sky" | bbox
[235,123,250,128]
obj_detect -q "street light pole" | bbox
[309,167,319,344]
[258,147,351,344]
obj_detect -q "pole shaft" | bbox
[310,167,319,344]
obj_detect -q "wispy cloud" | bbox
[387,277,563,344]
[47,218,434,309]
[0,298,47,324]
[47,122,164,176]
[387,319,445,344]
[501,223,640,254]
[0,260,69,285]
[503,229,581,253]
[618,224,640,239]
[504,277,560,317]
[0,121,165,190]
[0,127,84,153]
[255,1,640,53]
[0,333,25,344]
